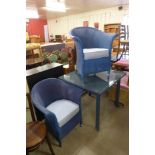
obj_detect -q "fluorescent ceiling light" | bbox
[46,0,66,12]
[26,9,39,19]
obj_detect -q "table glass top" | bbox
[59,70,126,95]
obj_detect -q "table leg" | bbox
[96,95,100,131]
[114,80,121,107]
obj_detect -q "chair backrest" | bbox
[119,25,129,40]
[126,25,129,40]
[70,27,98,48]
[70,27,117,50]
[31,78,66,108]
[29,35,41,43]
[119,25,126,40]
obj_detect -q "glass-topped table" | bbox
[59,70,126,131]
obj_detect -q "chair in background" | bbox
[111,25,129,62]
[26,34,42,59]
[70,27,117,77]
[29,35,41,43]
[31,78,83,146]
[120,25,129,58]
[120,25,126,40]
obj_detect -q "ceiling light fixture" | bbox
[46,0,66,12]
[26,8,39,19]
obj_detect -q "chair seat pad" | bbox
[26,43,41,50]
[46,99,79,127]
[83,48,109,60]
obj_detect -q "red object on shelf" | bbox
[83,21,89,27]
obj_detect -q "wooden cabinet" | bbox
[104,23,121,53]
[104,23,120,33]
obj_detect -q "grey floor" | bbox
[27,93,129,155]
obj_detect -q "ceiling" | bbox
[26,0,129,19]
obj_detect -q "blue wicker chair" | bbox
[31,78,83,146]
[70,27,117,77]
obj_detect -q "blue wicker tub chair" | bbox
[70,27,117,77]
[31,78,83,146]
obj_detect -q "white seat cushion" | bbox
[83,48,109,60]
[46,99,79,127]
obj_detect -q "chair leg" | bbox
[88,91,92,96]
[58,140,62,147]
[46,135,55,155]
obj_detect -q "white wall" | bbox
[47,5,129,37]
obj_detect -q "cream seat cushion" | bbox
[46,99,79,127]
[83,48,109,60]
[26,43,41,51]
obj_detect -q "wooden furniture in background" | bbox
[26,43,42,59]
[26,121,55,155]
[104,23,129,61]
[26,34,42,59]
[120,39,129,57]
[104,23,121,53]
[29,35,41,43]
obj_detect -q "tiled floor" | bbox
[27,93,129,155]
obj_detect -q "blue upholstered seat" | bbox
[70,27,117,77]
[31,78,83,146]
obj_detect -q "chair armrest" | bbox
[98,33,118,50]
[44,111,61,138]
[32,102,61,137]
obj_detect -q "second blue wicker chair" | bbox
[70,27,117,77]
